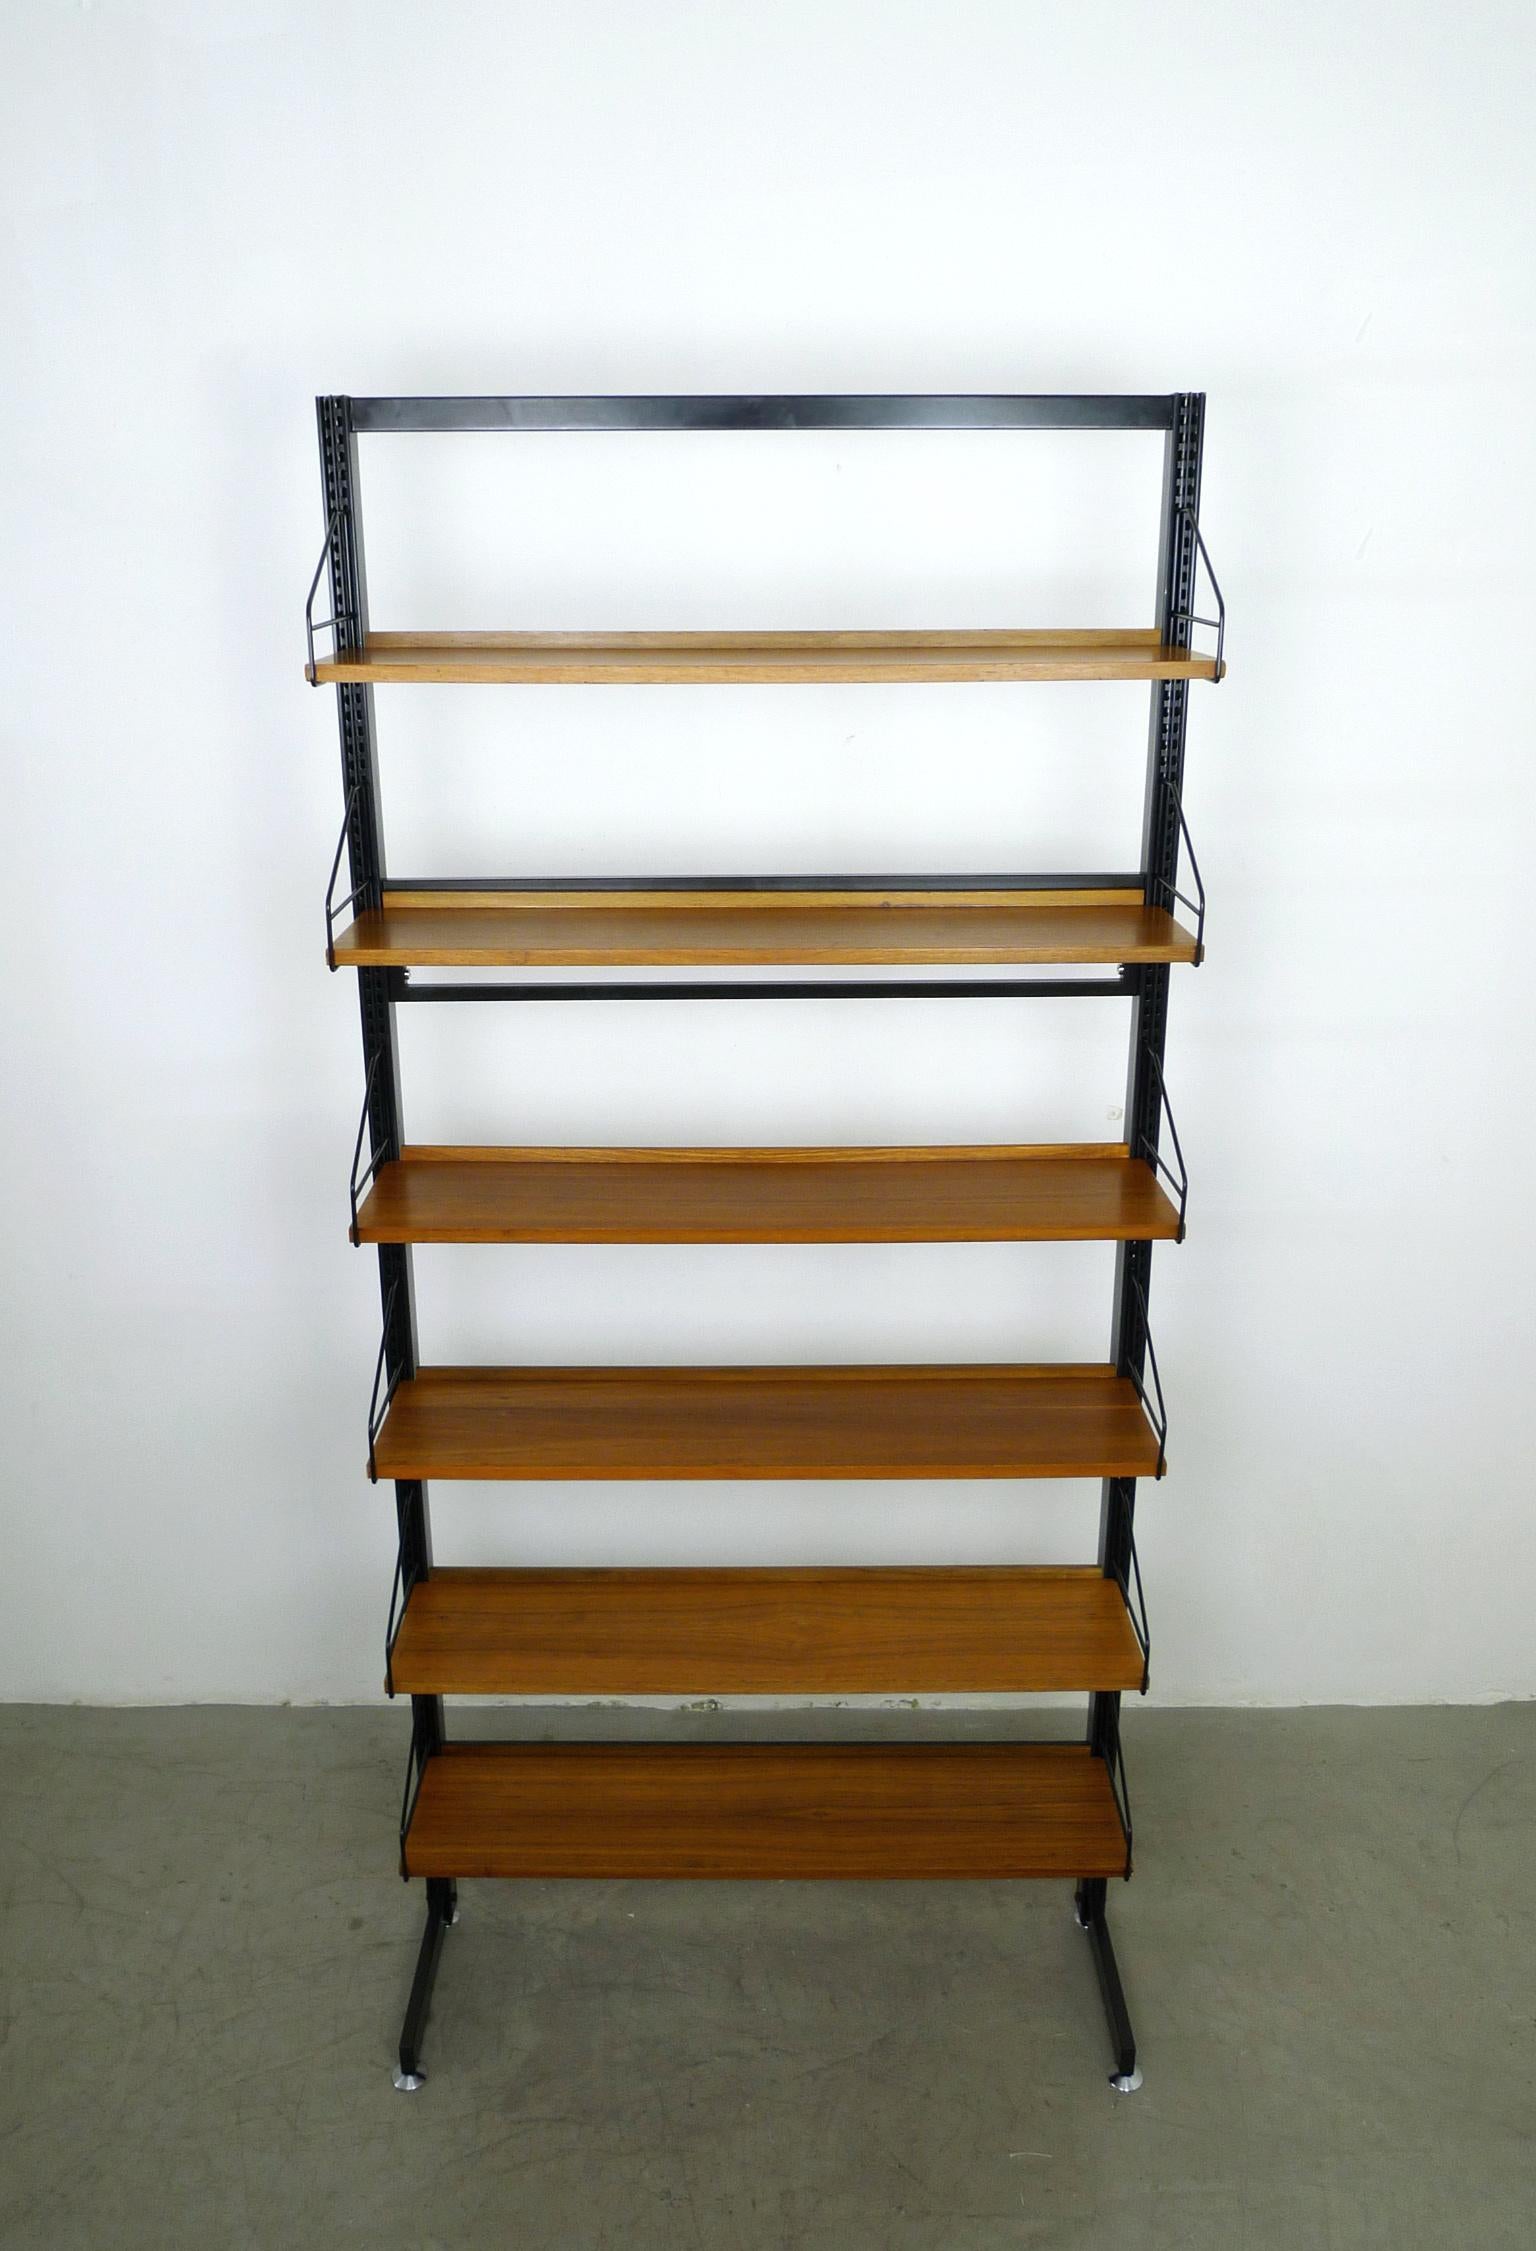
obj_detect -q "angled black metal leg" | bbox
[394,1878,457,2090]
[1074,1878,1141,2092]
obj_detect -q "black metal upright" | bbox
[1076,392,1205,2090]
[316,398,451,2090]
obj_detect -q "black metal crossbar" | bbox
[383,871,1145,895]
[350,393,1181,434]
[391,973,1139,1004]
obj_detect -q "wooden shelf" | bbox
[308,628,1224,686]
[355,1144,1181,1246]
[331,889,1199,968]
[402,1741,1130,1880]
[389,1565,1145,1696]
[371,1363,1163,1482]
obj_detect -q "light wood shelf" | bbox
[371,1363,1164,1483]
[354,1144,1181,1245]
[308,628,1224,686]
[331,889,1199,968]
[402,1741,1131,1881]
[388,1565,1146,1696]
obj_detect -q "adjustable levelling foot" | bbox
[1074,1878,1141,2092]
[394,1877,457,2091]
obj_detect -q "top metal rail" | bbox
[348,394,1182,434]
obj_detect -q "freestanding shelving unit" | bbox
[306,392,1223,2094]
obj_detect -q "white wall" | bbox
[2,0,1532,1706]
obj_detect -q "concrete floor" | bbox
[0,1704,1531,2251]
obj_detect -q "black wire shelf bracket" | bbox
[305,502,344,682]
[1114,1519,1152,1696]
[1137,1050,1190,1241]
[1150,776,1207,964]
[348,1053,391,1240]
[1170,505,1225,680]
[397,1709,435,1875]
[1104,1730,1134,1877]
[384,1526,421,1700]
[1127,1276,1169,1479]
[366,1281,403,1485]
[324,784,371,968]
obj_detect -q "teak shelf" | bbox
[352,1144,1183,1246]
[329,890,1201,968]
[403,1743,1131,1882]
[387,1566,1148,1698]
[308,390,1222,2096]
[308,626,1222,686]
[369,1364,1166,1484]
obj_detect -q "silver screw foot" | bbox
[1109,2067,1143,2094]
[393,2067,426,2092]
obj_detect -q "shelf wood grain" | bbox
[354,1144,1181,1245]
[388,1565,1146,1696]
[402,1741,1130,1880]
[308,628,1223,686]
[330,889,1199,968]
[370,1363,1163,1483]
